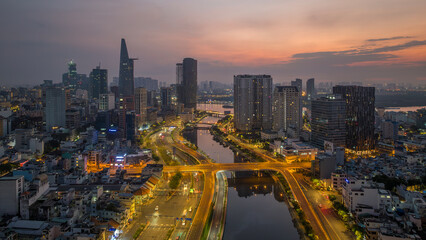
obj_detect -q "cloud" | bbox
[366,36,413,42]
[290,40,426,62]
[365,40,426,54]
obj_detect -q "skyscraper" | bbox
[118,96,135,139]
[118,39,136,97]
[176,63,183,104]
[62,60,88,91]
[176,63,183,85]
[311,94,346,149]
[333,85,375,151]
[45,87,66,131]
[89,65,108,99]
[181,58,197,109]
[160,87,172,112]
[306,78,315,100]
[134,88,147,128]
[234,75,272,131]
[272,86,301,138]
[291,78,302,92]
[134,77,159,91]
[62,60,77,88]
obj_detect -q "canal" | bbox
[185,116,299,240]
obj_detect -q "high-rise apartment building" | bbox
[234,75,272,131]
[176,63,183,104]
[118,39,136,97]
[99,93,115,111]
[134,77,158,91]
[176,63,183,85]
[333,85,375,151]
[272,86,301,138]
[134,88,147,128]
[118,96,135,139]
[306,78,315,100]
[291,78,302,92]
[0,176,24,216]
[89,66,108,99]
[160,87,172,111]
[45,87,66,131]
[176,58,197,110]
[311,94,346,149]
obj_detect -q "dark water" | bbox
[188,118,299,240]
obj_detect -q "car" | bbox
[155,206,159,211]
[188,207,192,212]
[175,237,180,240]
[182,220,186,226]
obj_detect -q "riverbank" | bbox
[207,124,312,240]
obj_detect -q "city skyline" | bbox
[1,1,426,86]
[0,1,425,240]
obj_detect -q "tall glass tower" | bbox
[119,39,136,97]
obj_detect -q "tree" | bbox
[44,140,60,153]
[152,154,160,162]
[0,163,13,174]
[169,171,183,189]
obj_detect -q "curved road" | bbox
[207,171,227,240]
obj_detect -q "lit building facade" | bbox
[311,94,346,149]
[99,93,115,111]
[306,78,315,100]
[234,74,272,131]
[134,87,147,128]
[333,85,375,151]
[89,66,108,99]
[181,58,197,109]
[272,86,301,138]
[45,87,66,131]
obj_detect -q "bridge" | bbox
[146,121,334,240]
[163,161,308,174]
[163,161,331,240]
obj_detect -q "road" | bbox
[162,161,329,240]
[185,170,215,240]
[163,161,309,173]
[207,171,227,240]
[120,174,203,240]
[295,173,354,240]
[138,117,348,240]
[282,169,330,240]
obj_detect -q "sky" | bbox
[1,0,426,87]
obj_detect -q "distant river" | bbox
[384,106,426,112]
[197,103,234,114]
[198,103,426,114]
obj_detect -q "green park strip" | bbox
[132,224,146,240]
[164,227,175,240]
[274,173,317,240]
[200,202,215,240]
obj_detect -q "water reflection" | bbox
[183,118,299,239]
[228,170,285,203]
[182,127,197,146]
[224,170,298,240]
